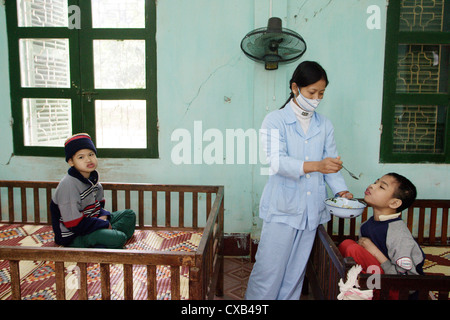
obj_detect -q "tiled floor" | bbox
[216,257,254,300]
[216,257,313,300]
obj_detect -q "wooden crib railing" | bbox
[305,225,355,300]
[327,199,450,246]
[306,199,450,300]
[0,180,224,300]
[3,246,196,300]
[0,180,222,229]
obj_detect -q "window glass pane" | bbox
[93,40,146,89]
[95,100,147,148]
[23,98,72,147]
[17,0,68,27]
[392,104,446,154]
[91,0,145,28]
[19,38,70,88]
[399,0,446,32]
[396,44,449,93]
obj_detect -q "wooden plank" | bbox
[171,265,180,300]
[78,262,88,300]
[362,206,368,222]
[206,192,211,220]
[55,261,66,300]
[125,189,131,208]
[193,192,198,228]
[152,191,157,226]
[397,289,409,300]
[418,207,425,244]
[138,190,144,227]
[407,206,414,233]
[0,188,2,220]
[33,187,40,223]
[9,260,21,300]
[189,267,202,300]
[165,191,171,227]
[196,187,224,255]
[429,207,437,245]
[123,264,133,300]
[338,218,344,241]
[0,180,220,194]
[21,187,27,223]
[0,246,196,266]
[101,182,219,193]
[441,207,449,245]
[438,291,449,300]
[8,187,14,222]
[417,289,429,300]
[100,263,111,300]
[147,265,156,300]
[327,216,333,236]
[349,217,356,240]
[112,190,118,212]
[0,181,59,189]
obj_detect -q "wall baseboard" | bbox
[223,233,250,256]
[223,233,258,262]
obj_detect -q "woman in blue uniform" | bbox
[246,61,353,300]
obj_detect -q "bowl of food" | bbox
[324,197,367,219]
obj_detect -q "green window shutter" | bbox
[380,0,450,163]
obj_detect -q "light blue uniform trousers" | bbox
[245,220,316,300]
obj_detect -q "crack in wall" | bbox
[176,55,241,126]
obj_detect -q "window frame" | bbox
[380,0,450,164]
[5,0,158,159]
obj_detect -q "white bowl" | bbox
[324,197,367,219]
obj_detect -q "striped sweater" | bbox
[50,167,111,246]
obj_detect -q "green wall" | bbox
[0,0,448,235]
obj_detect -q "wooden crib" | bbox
[306,199,450,300]
[0,180,224,300]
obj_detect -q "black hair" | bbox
[386,172,417,213]
[280,61,329,109]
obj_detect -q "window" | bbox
[380,0,449,163]
[6,0,158,158]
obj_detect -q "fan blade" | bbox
[278,46,304,54]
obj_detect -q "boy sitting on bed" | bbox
[50,133,136,249]
[339,173,425,276]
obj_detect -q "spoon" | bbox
[342,165,360,180]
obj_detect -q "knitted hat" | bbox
[64,133,97,162]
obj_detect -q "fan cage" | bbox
[240,27,307,65]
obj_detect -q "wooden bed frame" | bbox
[0,180,224,300]
[305,199,450,300]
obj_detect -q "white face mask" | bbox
[295,91,321,112]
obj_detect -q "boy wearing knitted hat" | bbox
[50,133,136,248]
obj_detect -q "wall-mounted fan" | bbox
[240,17,307,70]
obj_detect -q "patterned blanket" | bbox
[0,224,202,300]
[421,246,450,300]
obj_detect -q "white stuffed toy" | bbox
[337,265,374,300]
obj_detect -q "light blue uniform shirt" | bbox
[259,100,348,231]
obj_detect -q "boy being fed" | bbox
[339,173,425,276]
